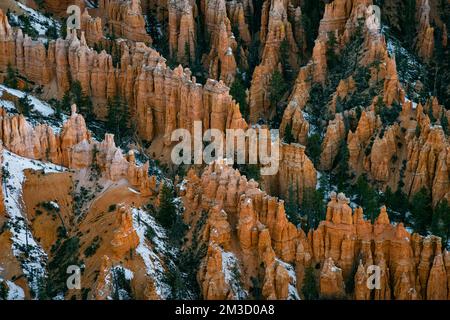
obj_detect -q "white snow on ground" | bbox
[276,259,301,300]
[2,149,65,297]
[131,208,172,299]
[122,267,134,281]
[0,99,15,111]
[0,85,54,116]
[49,201,59,210]
[127,187,140,195]
[16,2,60,36]
[221,250,248,299]
[6,280,25,300]
[102,265,134,300]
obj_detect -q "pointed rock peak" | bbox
[376,206,390,225]
[82,7,90,17]
[128,150,135,163]
[80,31,88,47]
[71,104,78,116]
[337,192,349,204]
[131,0,141,13]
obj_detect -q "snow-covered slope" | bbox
[0,85,55,117]
[2,149,65,298]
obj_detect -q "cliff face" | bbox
[168,0,197,65]
[0,105,153,193]
[0,9,247,149]
[248,0,301,122]
[182,160,301,299]
[100,0,152,43]
[42,0,85,16]
[183,161,450,300]
[303,192,450,300]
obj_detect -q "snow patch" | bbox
[6,281,25,300]
[17,2,60,37]
[0,85,54,116]
[2,150,65,297]
[131,208,172,299]
[221,250,248,299]
[276,259,301,300]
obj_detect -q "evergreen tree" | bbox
[302,187,325,230]
[306,133,322,167]
[156,183,177,229]
[268,70,287,108]
[61,91,72,112]
[54,100,63,120]
[415,124,421,138]
[326,32,339,66]
[107,94,129,144]
[18,14,38,39]
[283,122,295,144]
[60,17,67,39]
[279,39,294,83]
[45,21,58,39]
[70,81,94,120]
[383,186,408,221]
[334,140,350,192]
[18,94,32,116]
[410,187,433,235]
[431,199,450,247]
[441,113,449,136]
[302,267,318,300]
[4,63,18,89]
[229,74,248,119]
[0,281,9,300]
[354,175,379,222]
[285,183,300,226]
[146,8,160,43]
[184,41,191,65]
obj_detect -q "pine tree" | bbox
[283,122,295,144]
[146,7,160,43]
[285,183,300,226]
[415,124,421,138]
[355,175,379,223]
[45,21,58,39]
[54,100,63,120]
[302,187,325,230]
[107,94,120,134]
[18,94,32,116]
[107,94,129,144]
[230,74,249,119]
[184,40,191,65]
[70,80,94,120]
[280,39,294,83]
[156,183,177,229]
[4,63,18,89]
[268,70,287,108]
[431,199,450,247]
[326,32,339,67]
[441,113,449,135]
[334,140,350,192]
[61,91,72,112]
[306,133,322,167]
[302,267,318,300]
[383,186,408,221]
[410,187,432,235]
[0,281,9,300]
